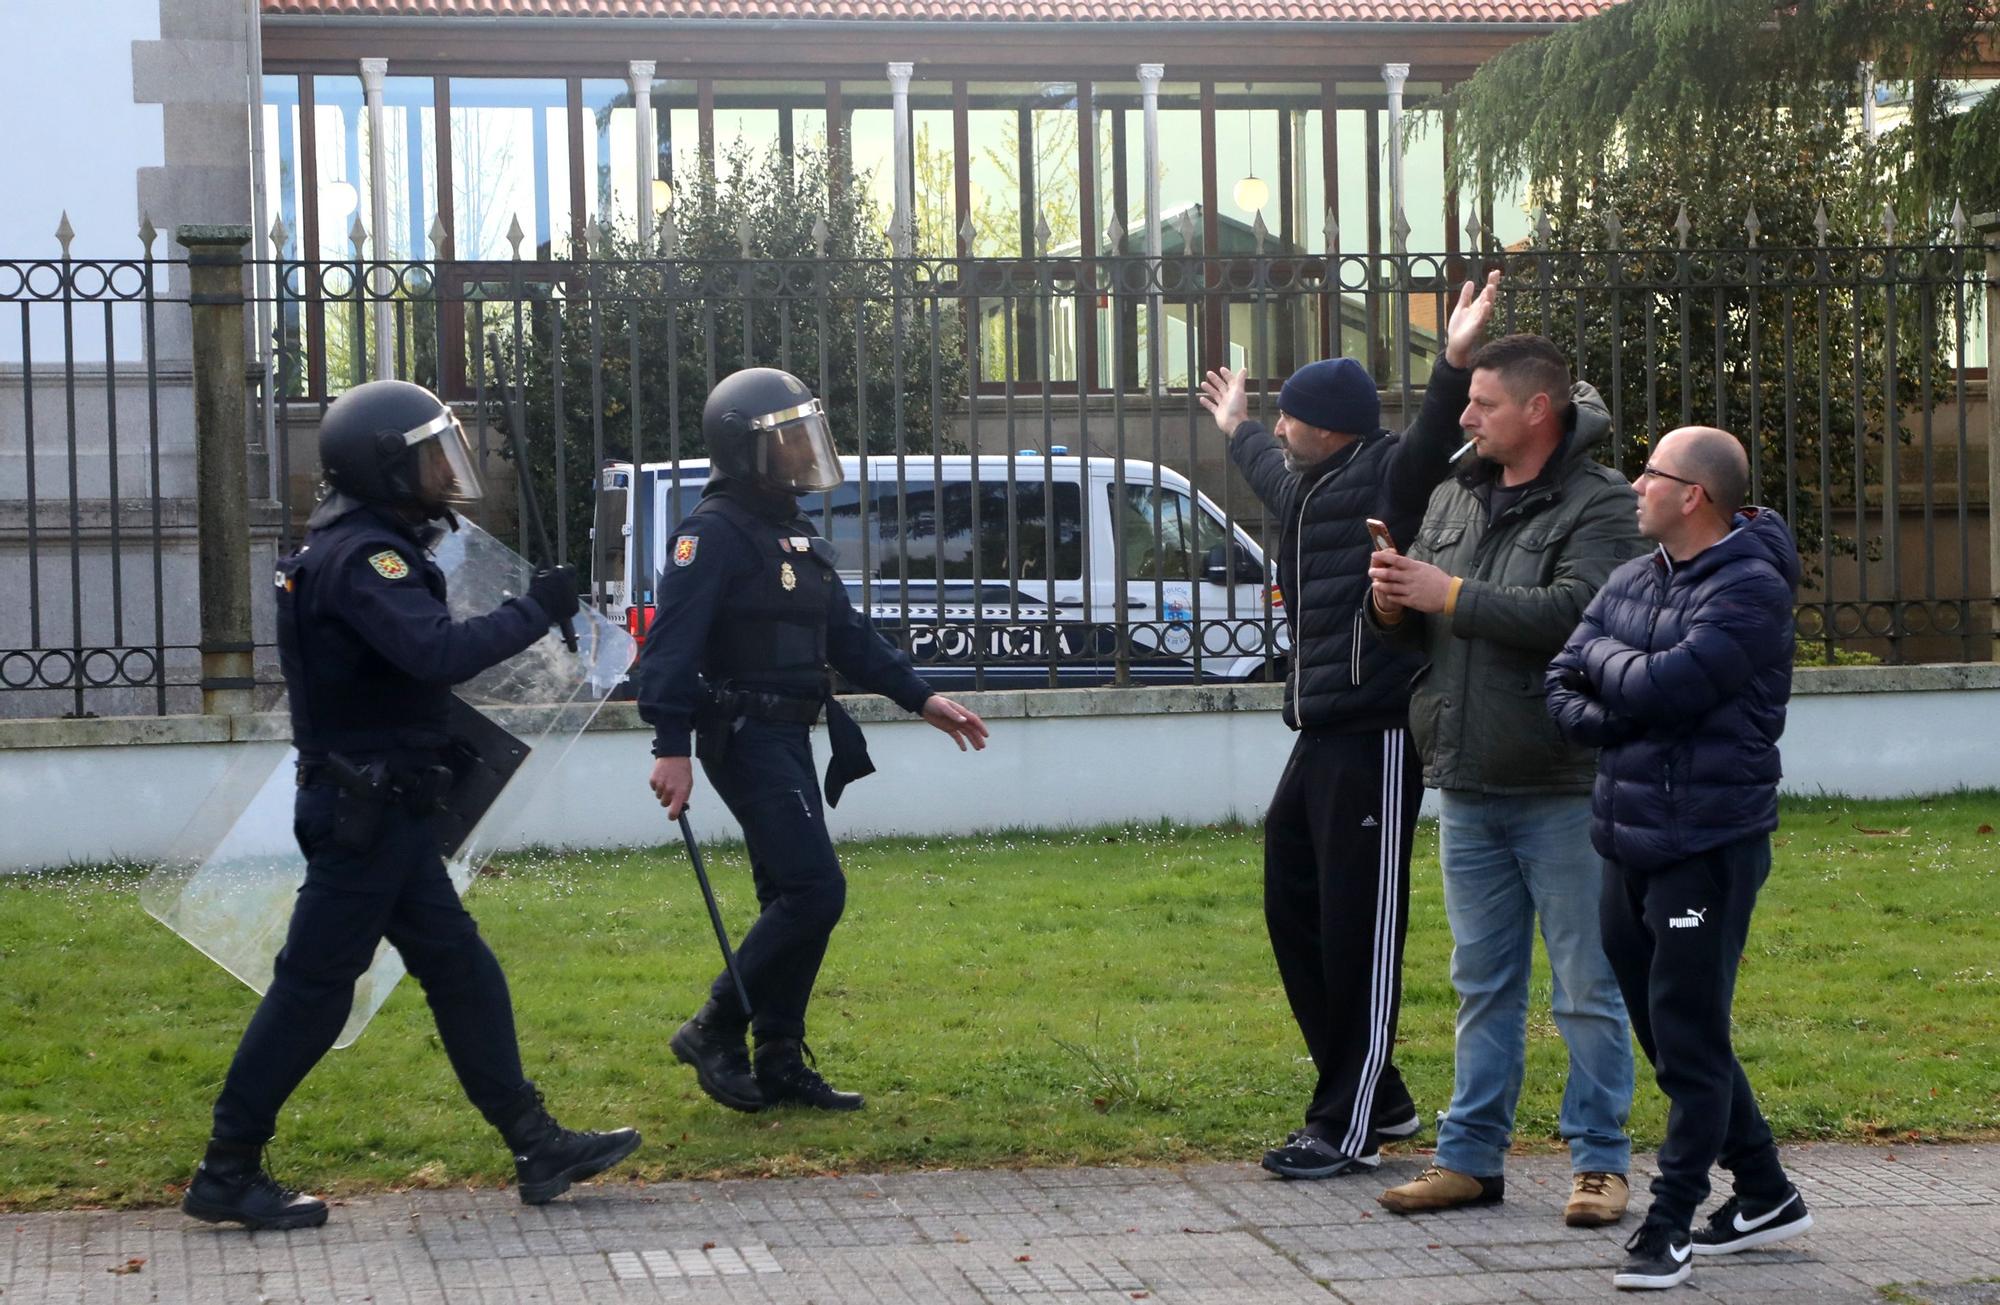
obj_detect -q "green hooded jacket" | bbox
[1369,382,1647,794]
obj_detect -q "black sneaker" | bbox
[754,1039,864,1112]
[181,1144,328,1231]
[503,1092,642,1205]
[1260,1131,1379,1180]
[670,1005,765,1113]
[1691,1187,1813,1255]
[1613,1222,1693,1291]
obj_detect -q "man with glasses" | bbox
[1547,426,1811,1291]
[1367,334,1645,1228]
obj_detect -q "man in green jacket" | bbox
[1365,334,1646,1228]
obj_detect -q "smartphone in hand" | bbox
[1366,518,1395,552]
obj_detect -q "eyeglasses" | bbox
[1639,463,1706,496]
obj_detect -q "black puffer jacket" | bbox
[1545,508,1801,872]
[1229,360,1470,732]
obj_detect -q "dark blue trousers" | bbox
[210,783,531,1144]
[1600,835,1790,1232]
[698,719,845,1043]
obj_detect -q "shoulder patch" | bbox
[672,535,699,567]
[366,549,411,580]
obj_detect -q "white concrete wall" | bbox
[6,673,1999,871]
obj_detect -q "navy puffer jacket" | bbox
[1544,508,1800,872]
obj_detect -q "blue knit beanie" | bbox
[1278,358,1380,435]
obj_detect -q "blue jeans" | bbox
[1432,791,1633,1178]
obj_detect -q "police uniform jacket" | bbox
[276,504,553,760]
[633,480,935,760]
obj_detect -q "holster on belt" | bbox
[323,754,391,852]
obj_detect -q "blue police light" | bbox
[1018,448,1040,456]
[1050,445,1069,455]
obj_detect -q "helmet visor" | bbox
[752,400,843,493]
[404,411,484,506]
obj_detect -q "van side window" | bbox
[1115,484,1226,581]
[843,480,1082,582]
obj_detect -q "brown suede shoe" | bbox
[1377,1165,1505,1214]
[1564,1171,1629,1227]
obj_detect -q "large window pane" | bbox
[839,80,950,254]
[261,74,311,397]
[581,77,692,244]
[1091,80,1201,390]
[449,78,571,260]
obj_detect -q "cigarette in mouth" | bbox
[1448,439,1476,463]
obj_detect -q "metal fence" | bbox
[0,230,193,718]
[3,219,1993,717]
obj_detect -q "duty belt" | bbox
[703,686,824,726]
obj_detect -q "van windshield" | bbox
[1113,483,1232,581]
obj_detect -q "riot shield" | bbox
[141,519,633,1047]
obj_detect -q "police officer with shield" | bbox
[637,367,989,1113]
[182,379,640,1231]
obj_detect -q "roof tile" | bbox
[263,0,1616,20]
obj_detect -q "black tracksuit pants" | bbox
[1600,835,1791,1232]
[1264,725,1423,1158]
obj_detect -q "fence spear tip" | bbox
[1034,210,1053,254]
[1881,200,1897,242]
[1673,202,1692,248]
[139,212,158,250]
[1252,210,1269,252]
[736,215,753,258]
[815,215,833,257]
[1814,201,1831,246]
[428,216,449,256]
[349,214,370,254]
[55,211,75,253]
[1325,206,1341,253]
[266,214,287,252]
[1746,204,1761,246]
[1949,199,1968,238]
[505,214,526,259]
[1462,208,1483,251]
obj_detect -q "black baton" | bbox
[677,812,752,1018]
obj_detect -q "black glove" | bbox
[526,565,580,626]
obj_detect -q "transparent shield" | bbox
[140,520,633,1048]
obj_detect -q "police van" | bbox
[592,453,1287,688]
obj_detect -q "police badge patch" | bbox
[673,536,699,567]
[779,561,797,591]
[367,550,411,580]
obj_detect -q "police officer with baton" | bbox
[181,380,640,1230]
[636,367,989,1113]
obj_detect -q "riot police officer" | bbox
[182,379,640,1231]
[636,366,989,1113]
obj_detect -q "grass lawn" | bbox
[3,793,1996,1212]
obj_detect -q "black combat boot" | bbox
[181,1140,329,1231]
[669,999,764,1113]
[753,1038,864,1112]
[502,1088,642,1205]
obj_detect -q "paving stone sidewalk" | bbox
[5,1143,1996,1304]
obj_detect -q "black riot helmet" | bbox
[318,379,483,516]
[702,367,843,495]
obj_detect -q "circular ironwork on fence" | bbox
[0,646,161,690]
[107,261,150,298]
[23,261,68,300]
